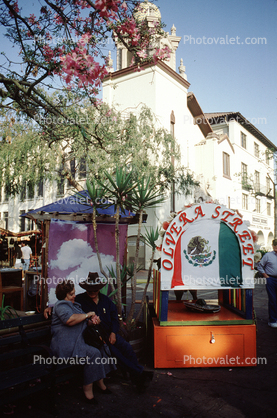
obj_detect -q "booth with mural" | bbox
[22,191,139,310]
[153,202,256,368]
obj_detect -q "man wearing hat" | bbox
[45,272,153,391]
[75,272,153,392]
[257,239,277,328]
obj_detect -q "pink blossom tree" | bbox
[0,0,169,139]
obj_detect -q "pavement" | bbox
[2,272,277,418]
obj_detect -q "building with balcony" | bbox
[198,112,277,246]
[0,1,276,268]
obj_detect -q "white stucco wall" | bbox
[103,65,207,266]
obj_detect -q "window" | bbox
[266,177,271,196]
[19,210,25,232]
[27,210,34,230]
[254,171,260,193]
[79,157,86,179]
[223,152,230,177]
[27,181,34,199]
[242,194,248,210]
[4,212,8,230]
[4,186,10,202]
[37,179,43,197]
[57,177,65,196]
[20,183,26,201]
[267,202,271,216]
[255,198,261,213]
[67,159,76,186]
[241,163,249,190]
[241,132,246,149]
[254,143,259,158]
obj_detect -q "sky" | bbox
[0,0,276,144]
[150,0,277,145]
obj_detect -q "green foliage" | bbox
[106,264,134,297]
[0,98,198,197]
[142,226,160,250]
[131,175,166,212]
[97,167,137,214]
[0,295,19,320]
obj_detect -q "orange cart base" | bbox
[153,317,257,368]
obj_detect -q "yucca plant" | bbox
[106,264,135,305]
[85,178,112,285]
[125,176,165,330]
[135,226,160,323]
[96,167,137,318]
[82,168,165,332]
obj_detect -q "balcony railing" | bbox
[253,183,274,197]
[241,181,274,198]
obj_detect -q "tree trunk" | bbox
[135,248,155,325]
[126,209,143,330]
[115,204,122,317]
[92,206,111,283]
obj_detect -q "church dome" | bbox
[134,1,161,22]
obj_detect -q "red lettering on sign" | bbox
[163,247,174,259]
[170,222,182,236]
[162,259,173,270]
[212,205,221,218]
[221,210,234,222]
[242,244,254,255]
[165,232,176,246]
[179,212,194,226]
[238,230,252,243]
[243,258,254,270]
[228,217,243,233]
[194,205,205,220]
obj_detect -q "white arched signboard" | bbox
[161,203,255,290]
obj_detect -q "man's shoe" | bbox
[268,322,277,328]
[135,370,154,393]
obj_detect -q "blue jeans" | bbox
[109,334,143,379]
[266,276,277,323]
[23,259,30,271]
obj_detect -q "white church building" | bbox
[102,1,276,265]
[0,1,276,268]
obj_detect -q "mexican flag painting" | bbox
[161,203,254,290]
[171,220,242,288]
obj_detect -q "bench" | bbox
[0,314,81,407]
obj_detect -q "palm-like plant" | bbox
[85,169,165,332]
[85,178,111,283]
[125,176,165,329]
[97,167,137,318]
[135,226,160,324]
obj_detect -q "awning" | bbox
[21,190,146,224]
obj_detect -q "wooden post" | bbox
[41,220,50,311]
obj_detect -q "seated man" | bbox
[44,272,153,392]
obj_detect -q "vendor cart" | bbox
[153,202,256,368]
